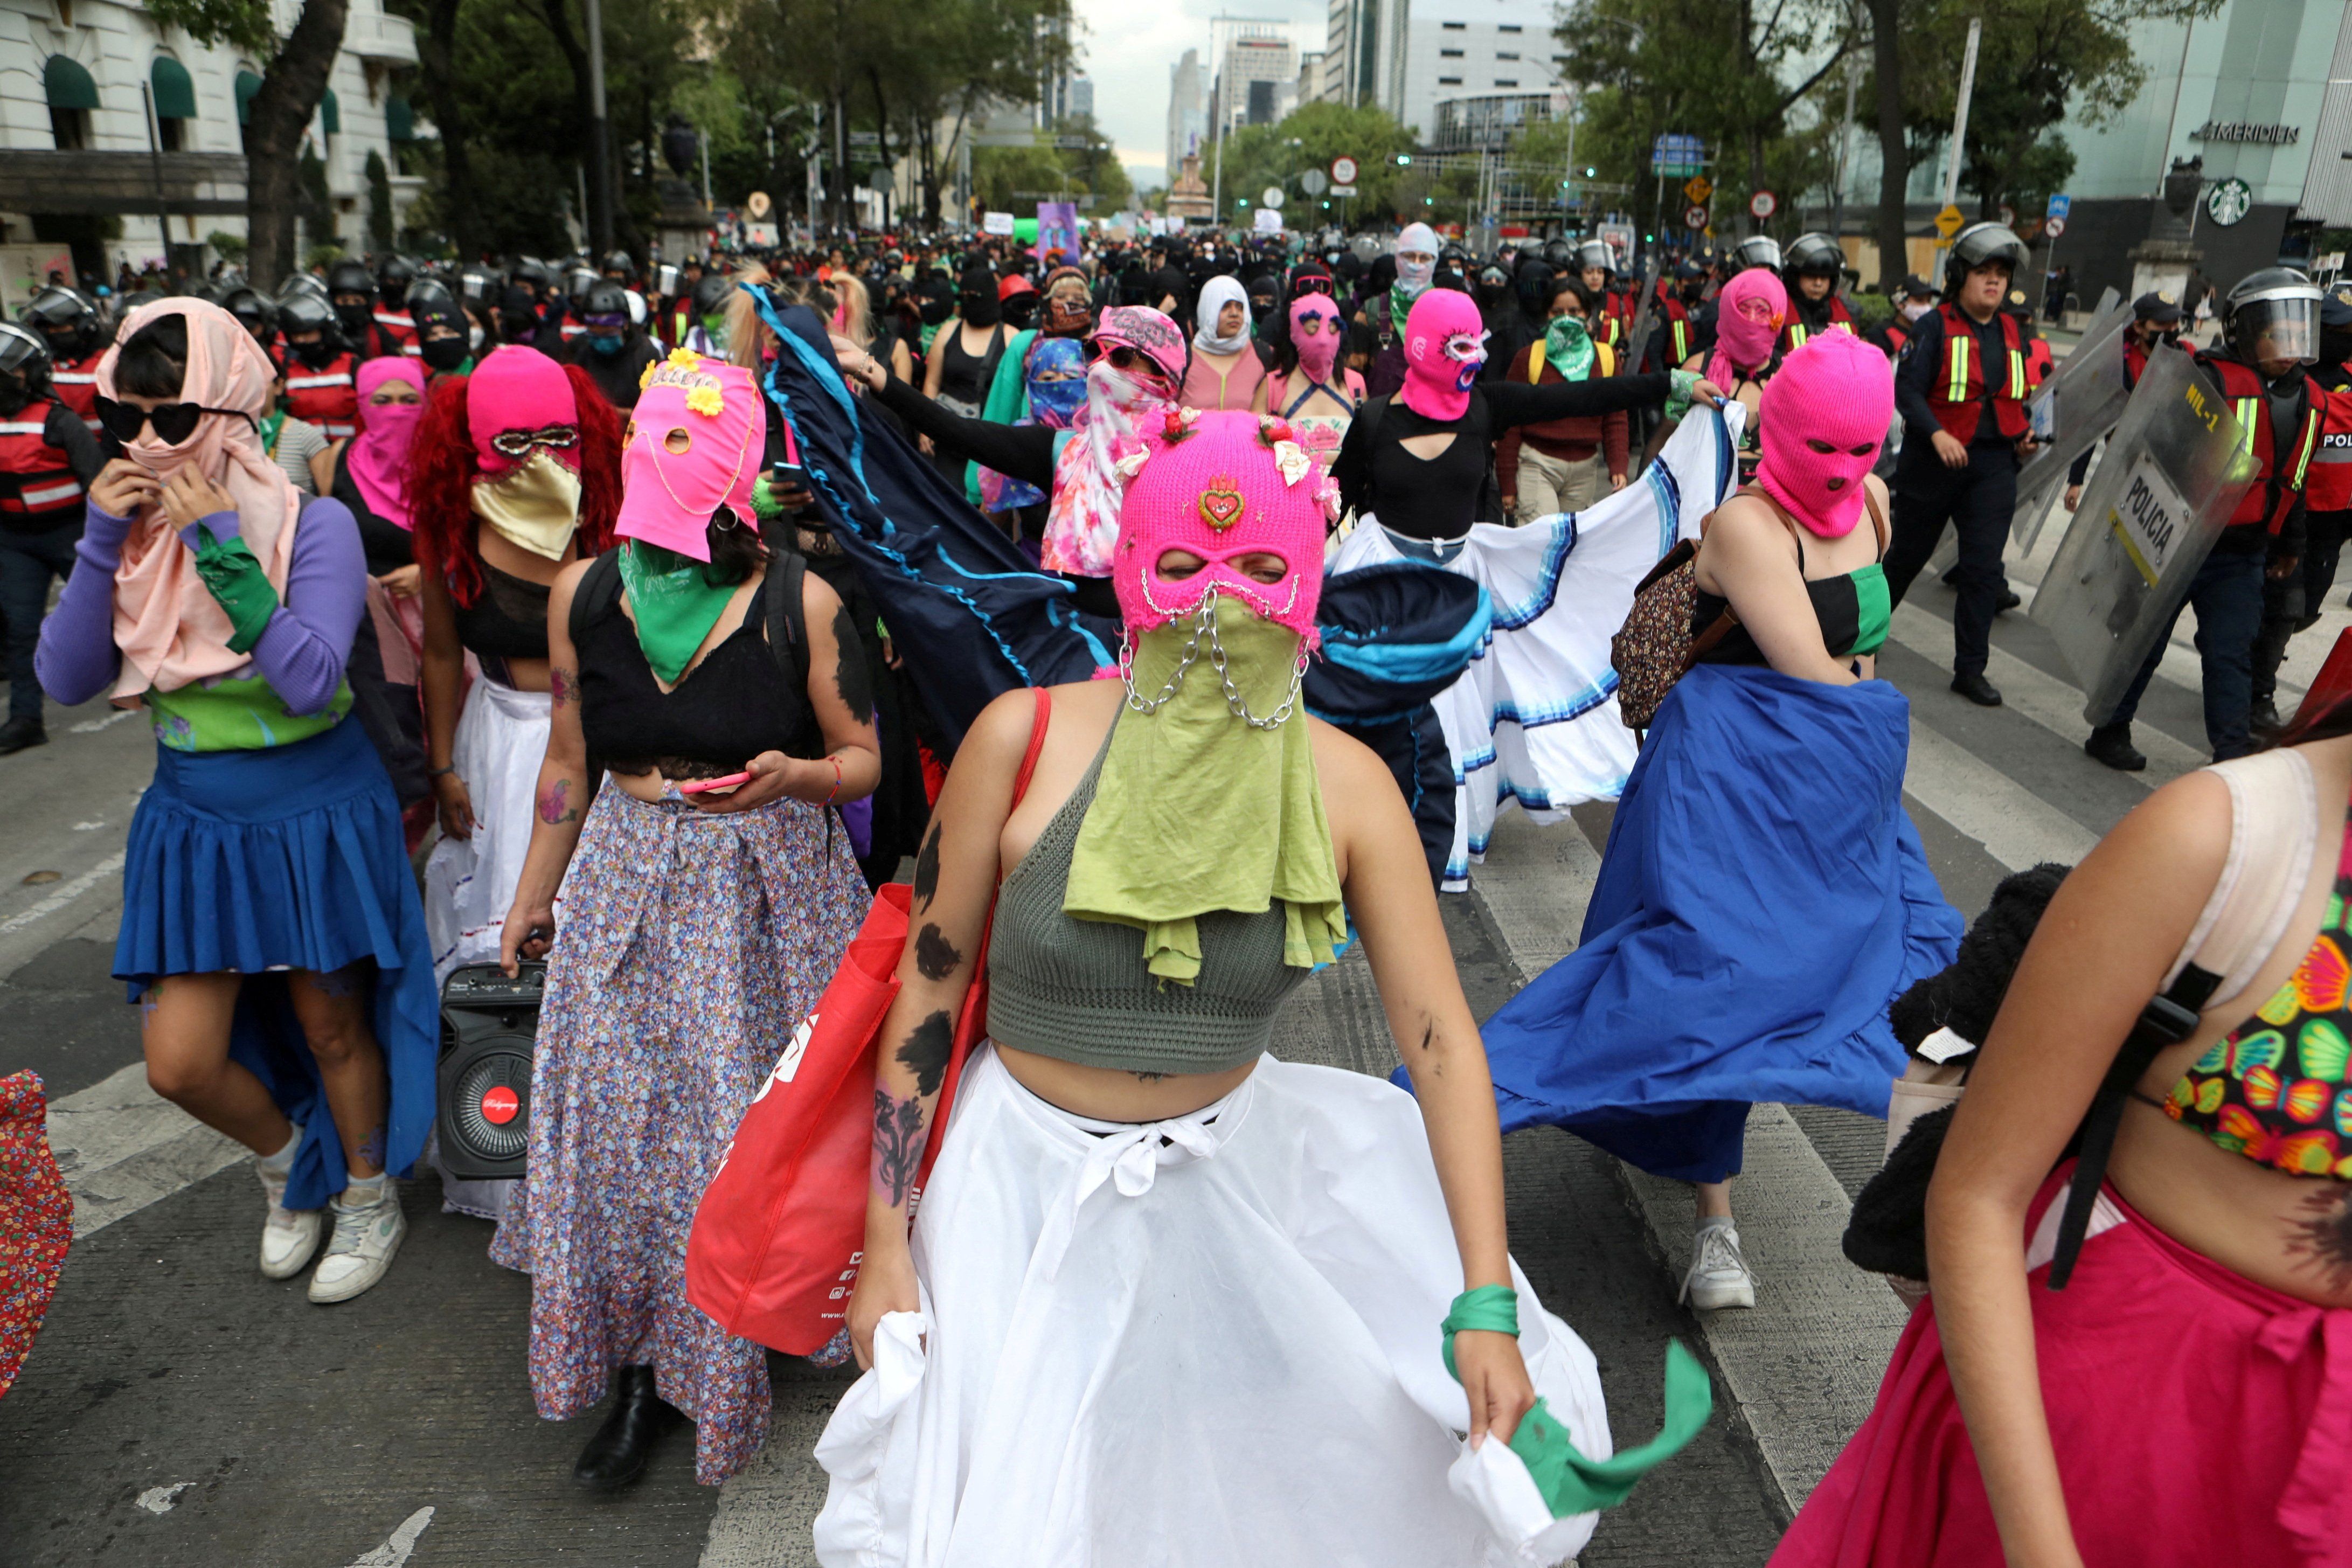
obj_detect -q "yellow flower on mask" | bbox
[685,385,725,418]
[667,346,704,371]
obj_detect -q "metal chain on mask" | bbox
[1206,613,1308,730]
[1120,592,1308,730]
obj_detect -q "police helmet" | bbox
[1726,235,1784,275]
[375,253,416,304]
[222,286,276,343]
[404,276,456,315]
[276,290,339,340]
[691,273,733,317]
[1541,238,1574,270]
[512,256,554,295]
[581,280,631,323]
[0,322,55,401]
[1783,232,1844,279]
[458,266,502,306]
[327,260,376,300]
[601,248,635,279]
[277,270,330,306]
[566,266,602,311]
[2223,267,2323,367]
[20,285,102,359]
[1944,221,2029,294]
[1573,240,1614,278]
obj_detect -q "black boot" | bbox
[1950,670,2003,707]
[0,716,45,755]
[572,1365,676,1490]
[2084,724,2147,772]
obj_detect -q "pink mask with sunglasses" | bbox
[466,346,581,474]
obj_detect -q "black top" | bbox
[876,372,1058,485]
[43,403,102,484]
[564,332,662,411]
[1330,377,1670,540]
[1894,306,2011,446]
[577,574,821,779]
[936,322,1007,411]
[1692,522,1886,665]
[330,445,414,577]
[450,560,550,663]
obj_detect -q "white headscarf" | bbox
[1192,275,1253,356]
[1395,223,1440,301]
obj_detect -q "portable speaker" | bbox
[436,961,544,1182]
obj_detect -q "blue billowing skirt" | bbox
[114,717,439,1211]
[1454,665,1964,1183]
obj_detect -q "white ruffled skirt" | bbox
[813,1047,1611,1568]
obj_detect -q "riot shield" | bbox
[1626,255,1663,372]
[2029,345,2258,724]
[2011,287,2130,553]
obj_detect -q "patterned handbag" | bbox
[1609,487,1808,730]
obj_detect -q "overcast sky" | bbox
[1072,0,1327,189]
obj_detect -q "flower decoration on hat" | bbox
[667,346,705,371]
[1160,406,1201,443]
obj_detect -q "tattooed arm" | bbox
[499,560,597,976]
[418,567,473,839]
[844,686,1037,1369]
[687,568,882,815]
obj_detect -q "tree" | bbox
[365,149,396,251]
[1206,101,1416,228]
[148,0,348,288]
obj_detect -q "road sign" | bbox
[1331,184,1357,197]
[1684,205,1710,230]
[2043,216,2067,239]
[1934,203,1967,238]
[1330,156,1359,185]
[745,190,772,219]
[1261,186,1285,209]
[2206,177,2253,227]
[2045,192,2072,220]
[1749,189,1777,219]
[1301,169,1329,196]
[1650,133,1705,176]
[1684,175,1713,205]
[1254,207,1282,233]
[1998,203,2016,227]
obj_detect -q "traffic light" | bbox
[1585,167,1596,177]
[1396,154,1413,166]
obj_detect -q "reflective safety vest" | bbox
[1781,296,1854,352]
[1926,303,2029,445]
[2306,381,2352,513]
[1654,295,1693,370]
[283,353,359,439]
[372,309,418,353]
[0,400,86,522]
[2207,353,2323,534]
[49,353,101,433]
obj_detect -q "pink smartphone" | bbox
[676,771,753,796]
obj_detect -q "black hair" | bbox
[116,315,189,399]
[1550,277,1597,314]
[703,505,766,587]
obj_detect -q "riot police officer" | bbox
[1882,220,2037,707]
[0,323,102,753]
[2088,269,2323,767]
[1779,232,1855,352]
[277,292,361,440]
[2251,286,2352,729]
[18,285,106,435]
[1871,275,1940,359]
[372,254,419,354]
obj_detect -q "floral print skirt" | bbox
[489,783,869,1484]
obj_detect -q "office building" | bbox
[1212,27,1297,134]
[1168,48,1208,179]
[1397,0,1565,143]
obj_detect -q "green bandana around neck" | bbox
[1389,281,1426,338]
[1544,315,1596,382]
[258,408,287,454]
[615,538,738,686]
[1063,599,1346,986]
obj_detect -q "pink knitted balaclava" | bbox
[1112,409,1337,640]
[1398,287,1488,421]
[1754,331,1893,538]
[1708,269,1787,383]
[1291,293,1342,383]
[466,345,580,475]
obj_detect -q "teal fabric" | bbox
[967,326,1040,507]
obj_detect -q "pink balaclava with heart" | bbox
[1754,331,1894,538]
[1112,409,1338,641]
[1397,287,1489,421]
[613,356,762,561]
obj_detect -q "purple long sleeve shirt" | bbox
[36,497,367,717]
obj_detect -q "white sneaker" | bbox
[257,1162,324,1280]
[1681,1219,1757,1310]
[308,1181,406,1304]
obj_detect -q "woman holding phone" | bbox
[490,352,878,1491]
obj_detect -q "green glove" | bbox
[752,473,788,521]
[191,522,280,655]
[1665,369,1702,423]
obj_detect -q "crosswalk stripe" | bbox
[1900,718,2100,872]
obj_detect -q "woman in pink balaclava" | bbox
[1264,290,1364,479]
[1684,266,1788,485]
[1477,330,1963,1313]
[492,351,880,1491]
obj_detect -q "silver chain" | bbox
[1119,594,1307,730]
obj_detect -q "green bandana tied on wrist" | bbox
[615,538,738,686]
[1665,369,1702,423]
[1442,1284,1712,1516]
[1063,601,1347,986]
[192,522,280,655]
[1543,316,1596,383]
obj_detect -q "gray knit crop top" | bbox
[986,725,1308,1075]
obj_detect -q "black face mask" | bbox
[960,290,1002,327]
[334,302,372,337]
[1003,295,1039,330]
[2323,326,2352,370]
[420,334,469,372]
[0,372,27,419]
[919,295,952,326]
[293,336,339,370]
[502,311,540,344]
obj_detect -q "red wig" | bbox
[406,361,623,607]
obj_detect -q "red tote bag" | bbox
[685,689,1051,1355]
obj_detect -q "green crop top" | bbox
[984,727,1309,1076]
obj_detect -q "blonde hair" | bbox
[723,261,775,372]
[830,273,873,350]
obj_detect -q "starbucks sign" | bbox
[2205,176,2254,228]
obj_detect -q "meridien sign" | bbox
[2190,121,2301,145]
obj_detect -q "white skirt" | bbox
[420,678,550,1223]
[813,1048,1611,1568]
[1330,406,1739,891]
[422,678,552,984]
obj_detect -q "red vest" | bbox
[372,309,418,353]
[1926,304,2029,443]
[1654,296,1694,370]
[2305,384,2352,513]
[2207,354,2323,533]
[48,352,101,433]
[0,400,85,522]
[1780,296,1853,352]
[283,352,359,439]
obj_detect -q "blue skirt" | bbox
[1449,665,1964,1183]
[114,717,439,1211]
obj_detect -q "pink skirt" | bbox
[1774,1164,2352,1568]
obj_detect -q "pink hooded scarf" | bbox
[1707,269,1787,386]
[614,358,762,562]
[1041,305,1185,577]
[1755,331,1894,538]
[1397,288,1488,422]
[346,357,427,531]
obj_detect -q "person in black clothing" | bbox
[0,322,103,753]
[1881,222,2039,707]
[561,281,659,411]
[327,260,405,361]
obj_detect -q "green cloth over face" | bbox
[192,522,280,655]
[615,538,737,686]
[1443,1286,1713,1517]
[1063,600,1346,986]
[1544,315,1595,382]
